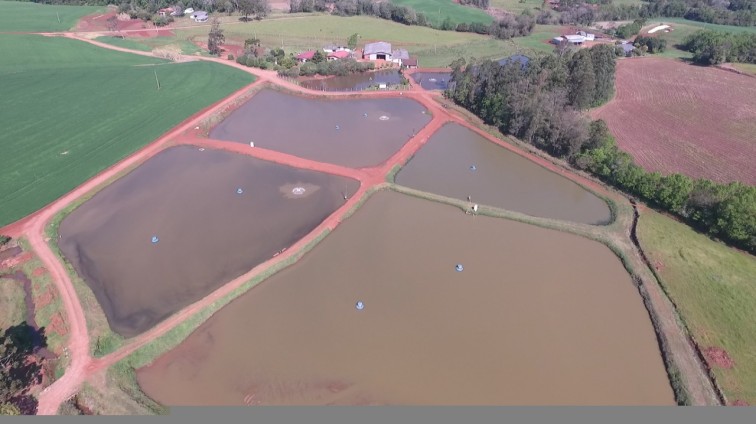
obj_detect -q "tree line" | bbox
[681,30,756,64]
[446,47,755,253]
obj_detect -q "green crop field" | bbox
[390,0,493,27]
[638,209,756,405]
[0,0,103,32]
[0,34,253,227]
[175,15,538,67]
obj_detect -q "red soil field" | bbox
[592,57,756,185]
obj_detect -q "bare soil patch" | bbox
[592,58,756,185]
[76,11,174,38]
[703,347,735,369]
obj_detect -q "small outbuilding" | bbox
[191,11,208,23]
[619,42,635,57]
[403,56,418,68]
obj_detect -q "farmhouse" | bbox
[191,11,208,22]
[327,50,351,61]
[296,50,316,63]
[158,7,174,17]
[363,42,392,61]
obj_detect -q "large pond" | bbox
[411,72,451,90]
[58,146,358,337]
[209,89,431,168]
[395,123,611,224]
[137,190,674,405]
[299,70,403,92]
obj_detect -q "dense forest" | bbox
[681,30,756,64]
[446,47,756,253]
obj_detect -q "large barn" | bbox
[363,42,393,61]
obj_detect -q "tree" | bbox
[237,0,256,20]
[347,33,359,50]
[311,49,326,64]
[1,324,47,414]
[207,18,225,56]
[0,235,10,247]
[567,49,597,110]
[106,15,118,33]
[0,403,20,415]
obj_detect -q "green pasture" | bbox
[0,34,253,227]
[638,209,756,405]
[0,0,103,32]
[390,0,493,27]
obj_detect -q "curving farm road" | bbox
[0,30,721,413]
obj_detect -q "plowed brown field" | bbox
[592,58,756,185]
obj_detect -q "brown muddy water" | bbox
[411,72,451,90]
[58,146,358,338]
[395,123,611,224]
[209,89,431,168]
[137,190,673,406]
[300,70,403,92]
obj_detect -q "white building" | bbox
[563,34,586,45]
[191,11,208,23]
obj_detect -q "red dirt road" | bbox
[592,57,756,185]
[0,32,721,413]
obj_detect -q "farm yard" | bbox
[591,57,756,185]
[0,34,253,227]
[638,209,756,406]
[0,1,103,32]
[172,15,527,67]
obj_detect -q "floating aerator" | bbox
[236,188,243,195]
[335,125,340,130]
[455,264,464,272]
[470,165,477,171]
[356,301,365,311]
[151,236,159,244]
